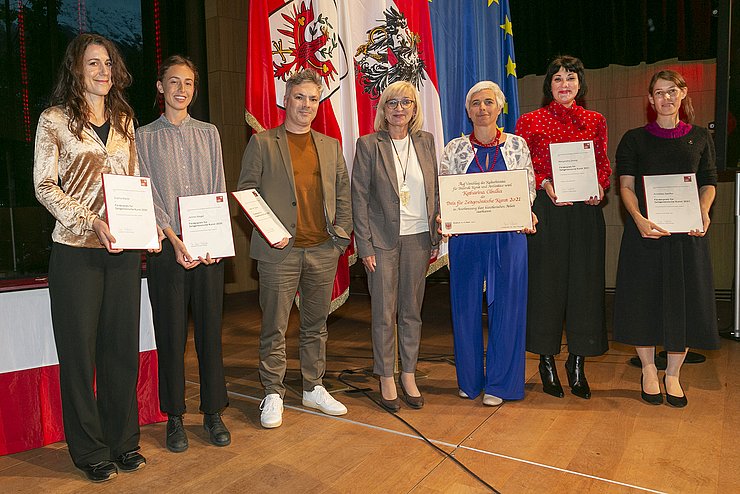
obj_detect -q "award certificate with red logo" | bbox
[643,173,703,233]
[178,193,235,259]
[549,140,600,202]
[232,189,292,246]
[102,173,159,249]
[439,169,533,234]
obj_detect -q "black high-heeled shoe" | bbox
[539,355,564,398]
[640,375,663,405]
[663,375,687,408]
[565,354,591,399]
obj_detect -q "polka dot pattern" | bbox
[516,101,612,190]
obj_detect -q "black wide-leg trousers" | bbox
[48,243,141,466]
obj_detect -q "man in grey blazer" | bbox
[237,69,352,429]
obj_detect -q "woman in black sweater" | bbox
[614,70,719,408]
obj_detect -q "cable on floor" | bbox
[337,368,501,494]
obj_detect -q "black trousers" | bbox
[146,239,228,415]
[48,243,141,466]
[526,190,608,357]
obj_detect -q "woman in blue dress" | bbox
[439,81,537,405]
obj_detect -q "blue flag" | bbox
[429,0,520,144]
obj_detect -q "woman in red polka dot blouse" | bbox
[516,55,611,400]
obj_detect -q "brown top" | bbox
[286,130,329,247]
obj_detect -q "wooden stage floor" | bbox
[1,281,739,493]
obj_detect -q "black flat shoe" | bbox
[204,413,232,446]
[166,414,188,453]
[539,355,564,398]
[77,460,117,482]
[640,376,663,405]
[114,449,146,472]
[399,380,424,409]
[565,354,591,399]
[663,376,688,408]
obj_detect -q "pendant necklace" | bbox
[470,129,502,172]
[390,135,412,206]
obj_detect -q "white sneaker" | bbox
[483,394,503,406]
[458,389,469,399]
[259,394,283,428]
[302,385,347,416]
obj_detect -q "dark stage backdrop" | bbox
[510,0,717,77]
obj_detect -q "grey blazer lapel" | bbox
[377,132,399,197]
[412,132,435,200]
[275,126,296,195]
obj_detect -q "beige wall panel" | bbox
[712,182,735,225]
[221,124,248,188]
[207,71,223,125]
[218,72,248,126]
[707,223,734,289]
[212,0,248,20]
[206,17,220,69]
[204,1,217,20]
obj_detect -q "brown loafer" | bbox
[400,380,424,409]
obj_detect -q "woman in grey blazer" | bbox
[352,81,440,411]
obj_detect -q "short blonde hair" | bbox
[374,81,424,134]
[465,81,506,112]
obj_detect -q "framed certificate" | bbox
[643,173,703,233]
[232,189,292,246]
[549,140,600,202]
[102,174,159,249]
[178,193,235,259]
[439,169,532,234]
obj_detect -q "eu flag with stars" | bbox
[429,0,520,144]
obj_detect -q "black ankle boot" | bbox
[539,355,564,398]
[565,354,591,399]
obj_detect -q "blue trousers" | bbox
[449,232,527,400]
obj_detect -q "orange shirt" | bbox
[287,131,330,247]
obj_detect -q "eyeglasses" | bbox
[653,87,681,100]
[385,98,415,110]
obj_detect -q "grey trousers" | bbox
[367,232,432,377]
[257,239,341,397]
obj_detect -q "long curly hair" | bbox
[51,33,134,140]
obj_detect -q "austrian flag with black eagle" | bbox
[246,0,446,311]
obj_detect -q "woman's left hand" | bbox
[93,217,123,254]
[198,252,221,265]
[585,184,605,206]
[147,226,165,254]
[689,212,711,237]
[519,212,538,234]
[436,214,451,241]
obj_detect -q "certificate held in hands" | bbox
[232,189,292,246]
[102,173,159,249]
[439,169,532,234]
[549,140,599,202]
[643,173,703,233]
[178,193,235,259]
